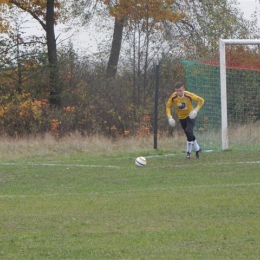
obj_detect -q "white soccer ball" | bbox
[135,156,147,167]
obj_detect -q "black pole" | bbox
[153,59,159,149]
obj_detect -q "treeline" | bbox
[0,0,259,137]
[0,51,183,137]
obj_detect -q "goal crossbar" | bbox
[219,39,260,150]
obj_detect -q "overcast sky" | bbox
[237,0,260,19]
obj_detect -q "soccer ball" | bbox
[135,156,147,167]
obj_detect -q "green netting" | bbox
[181,60,221,131]
[181,60,260,127]
[226,69,260,123]
[181,60,260,150]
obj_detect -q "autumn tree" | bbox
[100,0,258,77]
[162,0,257,58]
[0,0,63,106]
[103,0,185,79]
[0,7,48,96]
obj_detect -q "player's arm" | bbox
[189,94,204,119]
[166,96,176,127]
[194,95,204,110]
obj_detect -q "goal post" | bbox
[181,39,260,151]
[219,39,260,150]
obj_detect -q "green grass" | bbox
[0,149,260,259]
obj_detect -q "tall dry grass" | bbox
[0,123,259,160]
[0,132,185,160]
[228,123,260,147]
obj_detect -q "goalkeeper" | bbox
[166,82,204,159]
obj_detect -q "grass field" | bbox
[0,135,260,259]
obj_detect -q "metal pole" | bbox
[219,39,260,150]
[219,39,228,150]
[153,58,159,149]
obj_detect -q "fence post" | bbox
[153,57,160,149]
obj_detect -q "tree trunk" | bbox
[46,0,61,107]
[106,17,124,79]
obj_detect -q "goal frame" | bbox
[219,39,260,150]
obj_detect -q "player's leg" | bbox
[184,118,196,158]
[186,118,202,158]
[193,139,202,158]
[180,118,193,159]
[186,141,193,159]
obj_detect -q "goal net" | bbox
[181,39,260,151]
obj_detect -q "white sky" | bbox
[237,0,260,19]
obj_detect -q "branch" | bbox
[179,19,195,31]
[9,0,47,31]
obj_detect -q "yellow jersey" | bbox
[166,91,204,119]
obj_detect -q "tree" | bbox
[46,0,61,106]
[165,0,256,58]
[0,7,48,96]
[102,0,258,79]
[103,0,185,79]
[0,1,10,33]
[106,17,124,78]
[1,0,62,106]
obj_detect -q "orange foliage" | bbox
[51,118,59,132]
[225,46,260,71]
[0,91,48,119]
[142,115,150,122]
[135,114,151,137]
[124,129,130,136]
[0,0,11,32]
[103,0,185,26]
[199,46,260,71]
[18,98,48,118]
[63,106,76,112]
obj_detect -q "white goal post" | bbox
[219,39,260,150]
